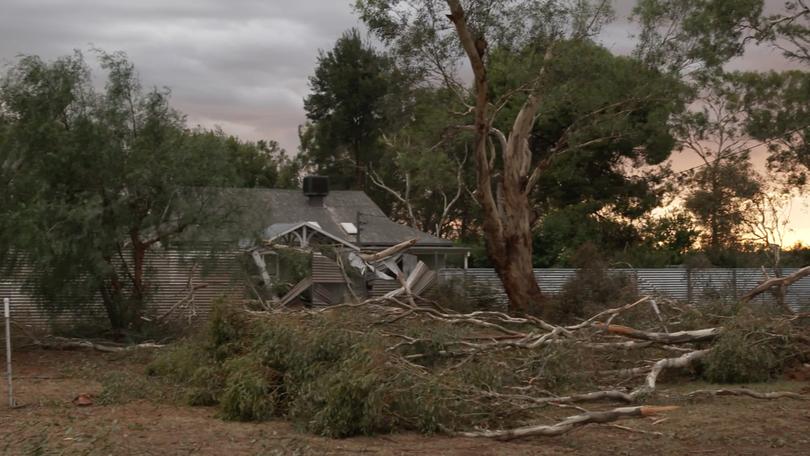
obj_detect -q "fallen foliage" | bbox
[147,292,809,439]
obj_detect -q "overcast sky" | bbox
[0,0,797,152]
[0,0,363,152]
[3,0,808,242]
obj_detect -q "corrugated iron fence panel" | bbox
[633,269,689,301]
[438,267,810,312]
[6,261,810,329]
[1,250,244,329]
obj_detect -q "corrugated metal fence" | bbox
[0,250,244,329]
[438,268,810,312]
[5,260,810,329]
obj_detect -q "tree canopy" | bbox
[0,51,294,332]
[301,28,403,190]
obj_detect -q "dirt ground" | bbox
[1,349,809,455]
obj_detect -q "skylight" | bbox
[306,221,322,229]
[340,222,358,235]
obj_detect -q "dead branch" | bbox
[358,238,418,263]
[631,349,712,398]
[553,349,713,403]
[454,405,679,440]
[741,265,810,304]
[567,296,652,330]
[157,284,209,322]
[686,388,806,400]
[607,424,664,437]
[334,249,360,302]
[32,336,164,353]
[595,324,722,344]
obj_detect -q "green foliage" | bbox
[547,243,639,322]
[369,86,473,235]
[738,70,810,187]
[620,211,701,267]
[487,38,688,266]
[301,28,402,191]
[632,0,764,71]
[270,249,312,297]
[220,355,283,421]
[0,51,296,332]
[290,350,392,437]
[673,73,765,253]
[702,311,796,383]
[149,301,534,437]
[205,299,251,360]
[525,341,595,392]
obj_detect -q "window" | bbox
[340,222,358,235]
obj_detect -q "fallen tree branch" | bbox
[686,388,805,400]
[608,423,664,436]
[157,283,209,322]
[567,296,651,330]
[358,238,417,263]
[741,265,810,304]
[630,349,712,398]
[595,324,721,344]
[32,336,164,353]
[454,405,679,440]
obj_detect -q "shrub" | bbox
[701,312,796,384]
[291,350,392,437]
[548,245,639,323]
[424,276,504,313]
[220,355,284,421]
[206,298,252,360]
[150,306,491,436]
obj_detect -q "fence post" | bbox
[732,268,738,299]
[4,297,13,408]
[686,268,693,303]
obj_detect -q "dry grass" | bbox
[1,349,809,455]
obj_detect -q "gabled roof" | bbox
[220,188,453,248]
[263,221,360,251]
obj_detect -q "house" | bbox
[1,176,467,326]
[238,176,468,306]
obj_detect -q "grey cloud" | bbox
[0,0,802,154]
[1,0,360,152]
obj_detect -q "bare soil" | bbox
[1,348,809,455]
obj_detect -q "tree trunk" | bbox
[446,0,548,314]
[126,231,147,330]
[99,270,126,338]
[132,242,145,301]
[489,192,544,312]
[494,255,544,314]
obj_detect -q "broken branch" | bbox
[454,405,679,440]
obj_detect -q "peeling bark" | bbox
[741,265,810,305]
[445,0,550,313]
[454,405,679,440]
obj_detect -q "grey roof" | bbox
[222,188,453,248]
[263,221,360,250]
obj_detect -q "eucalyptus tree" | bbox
[355,0,690,313]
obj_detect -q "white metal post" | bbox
[4,297,13,408]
